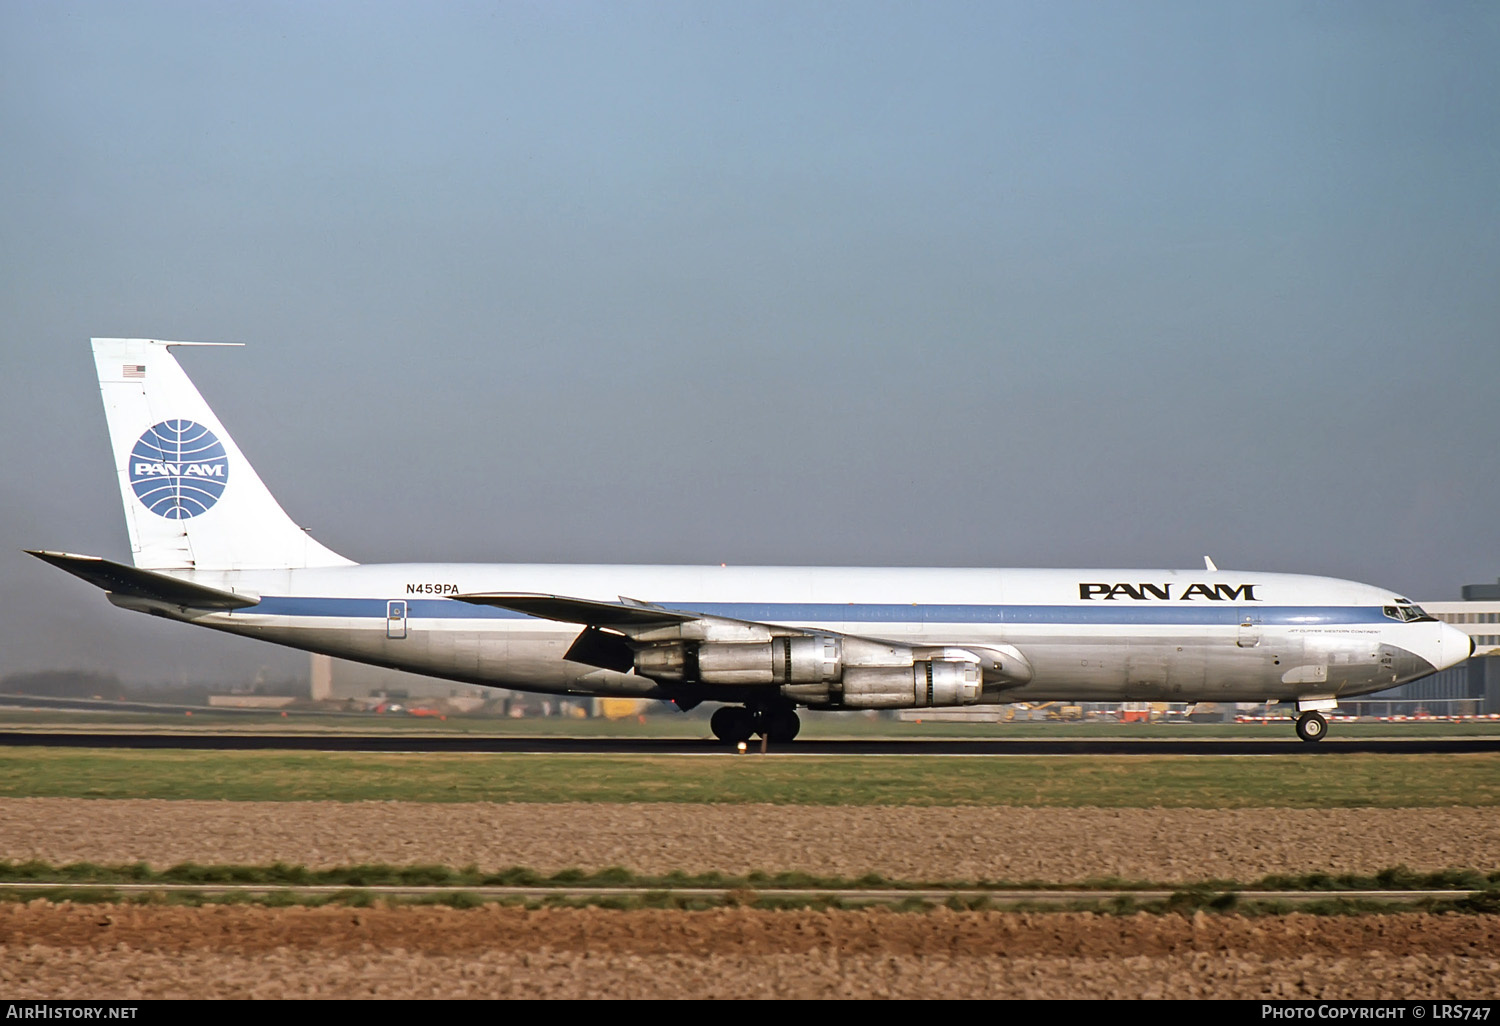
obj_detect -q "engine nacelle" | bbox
[634,636,844,685]
[840,659,982,709]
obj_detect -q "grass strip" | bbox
[0,859,1495,894]
[1,886,1496,916]
[1,749,1497,806]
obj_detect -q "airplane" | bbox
[28,339,1474,744]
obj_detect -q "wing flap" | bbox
[26,550,259,611]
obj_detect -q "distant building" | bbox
[1462,579,1500,602]
[309,653,495,705]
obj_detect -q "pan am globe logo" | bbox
[129,420,230,519]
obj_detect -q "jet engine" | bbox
[840,660,982,708]
[633,636,986,708]
[634,636,843,685]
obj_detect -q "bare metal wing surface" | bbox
[453,593,700,628]
[455,590,1036,693]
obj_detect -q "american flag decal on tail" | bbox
[123,364,146,378]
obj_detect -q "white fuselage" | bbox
[138,563,1470,707]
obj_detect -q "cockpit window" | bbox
[1383,606,1401,621]
[1384,604,1437,623]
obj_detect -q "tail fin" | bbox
[93,338,354,570]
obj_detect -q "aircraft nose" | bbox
[1439,623,1474,671]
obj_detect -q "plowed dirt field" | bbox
[3,799,1497,998]
[4,799,1499,881]
[3,904,1498,999]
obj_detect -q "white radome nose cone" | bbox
[1438,624,1473,671]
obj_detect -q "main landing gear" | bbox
[710,703,801,744]
[1295,711,1328,743]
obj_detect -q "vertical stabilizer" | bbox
[93,338,354,570]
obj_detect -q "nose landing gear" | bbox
[710,703,801,744]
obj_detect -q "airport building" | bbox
[309,653,496,709]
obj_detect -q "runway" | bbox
[2,731,1497,755]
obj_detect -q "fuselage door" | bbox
[1237,612,1262,648]
[387,600,408,640]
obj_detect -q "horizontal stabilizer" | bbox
[452,592,696,627]
[26,550,259,610]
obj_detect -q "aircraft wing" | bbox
[454,591,849,644]
[453,591,1032,686]
[453,592,700,629]
[26,550,260,611]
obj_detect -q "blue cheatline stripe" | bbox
[241,597,1390,627]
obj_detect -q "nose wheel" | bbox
[1295,711,1327,742]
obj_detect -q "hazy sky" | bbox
[2,1,1497,683]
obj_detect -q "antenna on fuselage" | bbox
[1203,556,1219,572]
